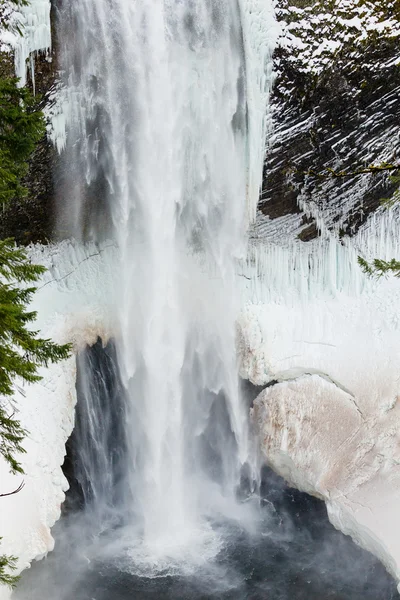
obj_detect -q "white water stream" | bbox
[55,0,270,572]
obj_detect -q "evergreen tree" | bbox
[0,547,17,588]
[0,240,71,587]
[0,2,69,586]
[0,239,71,475]
[0,77,45,205]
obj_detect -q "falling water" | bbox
[55,0,258,572]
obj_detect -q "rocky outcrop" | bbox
[256,0,400,242]
[253,374,400,589]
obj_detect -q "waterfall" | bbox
[55,0,264,572]
[7,2,400,598]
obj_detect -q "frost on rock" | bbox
[277,0,400,77]
[0,241,116,600]
[258,0,400,243]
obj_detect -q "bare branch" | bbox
[0,481,25,498]
[304,164,400,179]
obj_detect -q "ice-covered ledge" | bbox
[253,375,400,588]
[238,210,400,589]
[0,241,116,600]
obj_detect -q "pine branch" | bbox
[358,256,400,278]
[0,538,19,588]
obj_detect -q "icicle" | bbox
[13,0,51,87]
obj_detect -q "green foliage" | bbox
[0,542,18,588]
[358,256,400,278]
[0,239,71,474]
[0,240,71,586]
[0,77,45,205]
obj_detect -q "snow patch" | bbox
[277,0,400,77]
[0,240,116,600]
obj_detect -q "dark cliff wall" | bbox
[257,0,400,243]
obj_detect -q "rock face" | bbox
[255,0,400,242]
[253,374,400,588]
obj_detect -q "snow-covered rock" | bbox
[253,374,400,587]
[238,207,400,588]
[258,0,400,243]
[0,240,115,600]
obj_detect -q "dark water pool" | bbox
[15,468,399,600]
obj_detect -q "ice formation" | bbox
[238,207,400,588]
[0,241,116,600]
[239,0,280,221]
[9,0,51,87]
